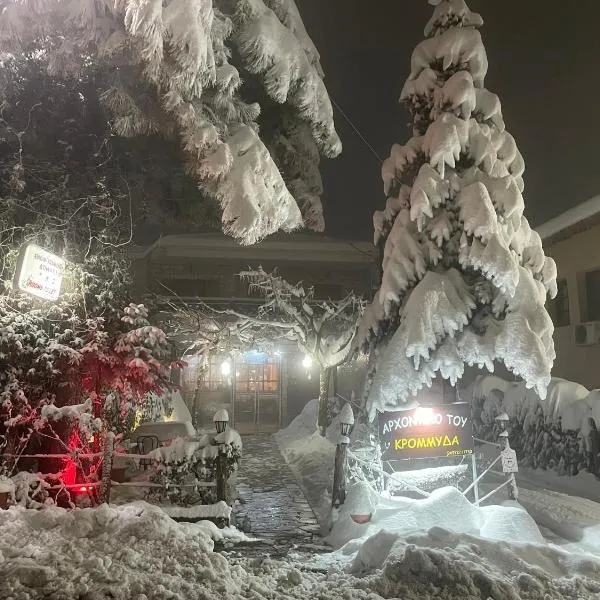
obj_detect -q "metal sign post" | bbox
[471,453,479,504]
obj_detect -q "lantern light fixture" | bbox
[340,403,355,437]
[213,409,229,434]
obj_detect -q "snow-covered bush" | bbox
[0,294,173,505]
[469,375,597,477]
[148,430,242,507]
[357,0,557,417]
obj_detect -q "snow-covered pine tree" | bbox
[357,0,557,418]
[0,0,340,244]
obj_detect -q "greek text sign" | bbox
[15,244,65,301]
[378,403,474,460]
[501,448,518,473]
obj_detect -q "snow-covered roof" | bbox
[536,195,600,243]
[137,232,376,265]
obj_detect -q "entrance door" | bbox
[233,353,281,433]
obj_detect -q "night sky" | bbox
[297,0,600,242]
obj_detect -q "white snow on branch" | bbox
[425,0,483,38]
[410,164,450,231]
[457,181,497,241]
[422,113,468,177]
[379,212,427,308]
[234,0,341,157]
[409,27,488,87]
[403,269,475,368]
[216,126,303,244]
[459,231,519,297]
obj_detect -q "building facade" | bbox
[537,195,600,390]
[132,233,376,432]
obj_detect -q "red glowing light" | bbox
[76,486,89,493]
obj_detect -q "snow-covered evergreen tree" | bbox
[0,0,340,243]
[357,0,557,418]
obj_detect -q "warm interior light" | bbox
[221,360,231,376]
[301,354,312,369]
[414,406,434,421]
[76,486,89,493]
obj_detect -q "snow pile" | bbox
[0,501,245,599]
[328,485,600,599]
[328,485,544,551]
[0,476,15,496]
[364,526,600,600]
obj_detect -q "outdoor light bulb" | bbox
[414,406,434,422]
[302,354,312,369]
[221,360,231,376]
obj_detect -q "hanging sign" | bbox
[378,402,474,460]
[501,448,519,473]
[14,243,65,301]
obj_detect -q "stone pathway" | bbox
[222,434,328,559]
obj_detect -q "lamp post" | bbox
[213,409,229,502]
[332,403,354,508]
[495,413,518,501]
[213,409,229,434]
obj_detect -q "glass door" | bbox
[234,354,281,432]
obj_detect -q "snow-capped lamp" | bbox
[213,409,229,434]
[340,403,355,438]
[495,412,510,431]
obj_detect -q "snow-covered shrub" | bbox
[148,430,242,507]
[0,295,173,506]
[469,376,593,477]
[357,0,557,417]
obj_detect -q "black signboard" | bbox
[378,402,474,460]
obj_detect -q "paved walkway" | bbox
[225,434,327,558]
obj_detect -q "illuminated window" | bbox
[236,360,279,393]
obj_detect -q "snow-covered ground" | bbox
[3,399,600,599]
[276,399,600,599]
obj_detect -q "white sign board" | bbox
[501,448,519,473]
[15,244,65,301]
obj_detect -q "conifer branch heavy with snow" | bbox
[357,0,557,418]
[0,0,340,243]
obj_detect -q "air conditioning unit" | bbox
[574,322,600,346]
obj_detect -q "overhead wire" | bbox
[330,97,384,165]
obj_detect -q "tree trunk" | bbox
[317,366,333,436]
